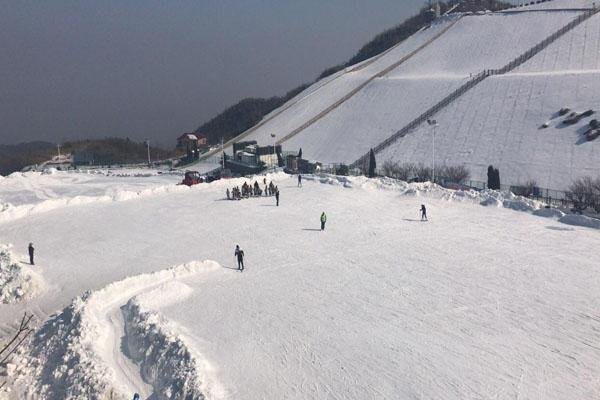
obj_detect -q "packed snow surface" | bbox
[0,169,182,223]
[1,172,599,399]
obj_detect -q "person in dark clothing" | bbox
[420,204,428,221]
[28,243,35,265]
[298,174,302,187]
[226,188,230,200]
[275,189,279,206]
[235,245,244,270]
[320,212,327,231]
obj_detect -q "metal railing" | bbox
[351,7,600,169]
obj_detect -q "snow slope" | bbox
[284,76,466,163]
[189,8,585,172]
[387,11,581,76]
[509,0,596,11]
[379,12,600,190]
[282,10,585,165]
[187,15,462,167]
[1,172,599,399]
[515,11,600,72]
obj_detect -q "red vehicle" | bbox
[181,171,203,186]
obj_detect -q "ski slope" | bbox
[1,171,600,399]
[283,9,584,165]
[191,5,592,181]
[378,11,600,190]
[284,76,466,163]
[509,0,596,10]
[515,11,600,72]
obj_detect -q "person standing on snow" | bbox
[320,212,327,231]
[275,188,280,206]
[298,174,302,187]
[420,204,428,221]
[235,245,245,270]
[28,242,35,265]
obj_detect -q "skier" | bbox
[275,189,280,206]
[132,394,140,400]
[235,245,245,271]
[226,188,230,200]
[420,204,428,221]
[298,174,302,187]
[320,212,327,231]
[28,242,34,265]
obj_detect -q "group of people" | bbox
[226,179,279,202]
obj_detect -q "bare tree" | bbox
[568,177,596,213]
[0,313,34,390]
[439,165,470,183]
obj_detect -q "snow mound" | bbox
[0,183,189,224]
[41,167,57,175]
[533,207,566,218]
[123,296,223,400]
[559,214,600,229]
[7,260,222,400]
[0,244,45,304]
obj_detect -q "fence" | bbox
[351,7,600,169]
[316,164,580,208]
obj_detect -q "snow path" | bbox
[87,261,223,399]
[107,299,153,397]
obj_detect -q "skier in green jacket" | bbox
[320,212,327,231]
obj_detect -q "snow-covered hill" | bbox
[192,0,599,190]
[379,10,600,190]
[1,171,599,399]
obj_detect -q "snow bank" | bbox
[559,214,600,229]
[0,183,189,224]
[123,295,224,400]
[533,207,566,218]
[0,244,45,304]
[7,261,222,400]
[308,173,585,224]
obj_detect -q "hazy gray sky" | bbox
[1,0,425,147]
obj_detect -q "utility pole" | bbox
[57,144,61,160]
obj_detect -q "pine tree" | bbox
[298,148,303,159]
[494,167,501,190]
[487,165,495,189]
[368,148,377,178]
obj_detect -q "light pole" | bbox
[270,133,276,170]
[145,140,151,167]
[427,119,438,184]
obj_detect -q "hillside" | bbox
[0,142,55,176]
[0,138,179,175]
[193,0,511,146]
[190,0,599,190]
[378,8,600,189]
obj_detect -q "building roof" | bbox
[178,133,198,141]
